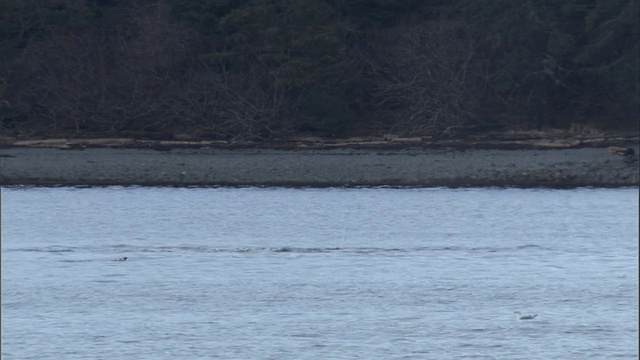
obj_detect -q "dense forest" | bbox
[0,0,638,140]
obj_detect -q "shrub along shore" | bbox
[0,135,638,188]
[1,1,638,140]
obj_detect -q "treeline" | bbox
[0,0,638,140]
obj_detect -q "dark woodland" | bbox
[1,0,638,140]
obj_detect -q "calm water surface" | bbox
[1,187,638,359]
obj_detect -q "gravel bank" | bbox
[0,146,638,187]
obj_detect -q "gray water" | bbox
[1,187,638,359]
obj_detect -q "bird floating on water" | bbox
[114,257,128,261]
[514,311,537,320]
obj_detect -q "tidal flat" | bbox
[1,145,638,187]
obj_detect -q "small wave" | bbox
[6,246,75,253]
[271,247,341,253]
[563,326,615,335]
[4,244,552,255]
[516,244,544,250]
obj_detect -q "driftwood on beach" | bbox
[0,133,637,151]
[607,146,635,156]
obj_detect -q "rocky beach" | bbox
[0,135,638,188]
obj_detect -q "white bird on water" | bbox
[514,311,537,320]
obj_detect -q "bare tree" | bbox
[174,58,300,140]
[358,19,492,137]
[3,1,196,136]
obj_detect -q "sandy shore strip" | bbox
[0,146,638,187]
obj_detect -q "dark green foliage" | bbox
[461,0,639,130]
[0,0,637,138]
[326,0,428,28]
[0,0,93,53]
[299,90,354,134]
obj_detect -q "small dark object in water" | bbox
[115,257,128,261]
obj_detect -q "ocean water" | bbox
[1,187,638,359]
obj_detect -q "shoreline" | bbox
[1,144,638,188]
[1,132,638,151]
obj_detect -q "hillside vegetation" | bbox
[1,0,638,140]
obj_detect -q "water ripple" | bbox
[4,244,553,255]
